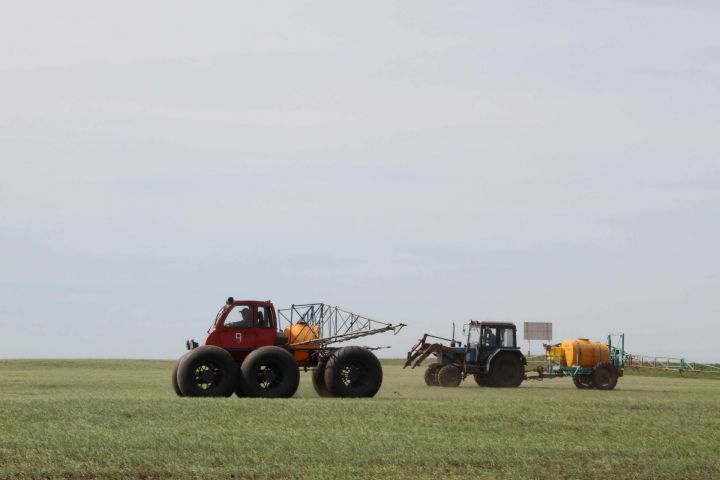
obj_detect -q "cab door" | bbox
[254,304,277,348]
[219,303,256,360]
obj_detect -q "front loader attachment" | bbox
[404,333,462,369]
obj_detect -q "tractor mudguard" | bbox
[485,348,526,372]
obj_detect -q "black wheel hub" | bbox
[193,363,222,390]
[341,362,367,388]
[256,362,283,390]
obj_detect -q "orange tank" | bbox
[561,338,610,368]
[284,322,320,363]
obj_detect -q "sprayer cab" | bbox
[201,298,281,362]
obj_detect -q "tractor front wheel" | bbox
[241,346,300,398]
[437,365,462,387]
[424,364,441,386]
[592,363,619,390]
[177,346,238,397]
[324,346,383,398]
[488,353,524,388]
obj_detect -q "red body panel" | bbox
[204,300,278,362]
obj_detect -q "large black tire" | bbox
[312,358,332,397]
[424,364,441,386]
[171,352,190,397]
[437,365,462,388]
[573,374,595,389]
[474,373,493,387]
[592,362,619,390]
[324,346,383,398]
[241,346,300,398]
[177,346,238,397]
[488,353,524,388]
[235,372,247,398]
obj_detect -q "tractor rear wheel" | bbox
[241,346,300,398]
[572,374,595,389]
[424,364,441,386]
[312,358,332,397]
[488,353,524,388]
[592,363,619,390]
[177,346,238,397]
[324,346,383,398]
[474,373,493,387]
[437,365,462,388]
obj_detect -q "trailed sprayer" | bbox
[531,334,626,389]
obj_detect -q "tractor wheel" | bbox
[437,365,462,388]
[324,346,383,398]
[177,346,238,397]
[312,358,332,397]
[572,374,595,389]
[171,352,190,397]
[241,346,300,398]
[474,373,493,387]
[592,363,619,390]
[488,353,524,388]
[424,364,441,386]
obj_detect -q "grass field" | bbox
[1,359,718,479]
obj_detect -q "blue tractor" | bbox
[405,321,527,388]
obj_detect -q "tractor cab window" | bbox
[224,305,253,328]
[257,306,273,329]
[467,325,482,346]
[497,328,515,348]
[482,327,498,347]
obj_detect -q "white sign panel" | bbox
[523,322,553,341]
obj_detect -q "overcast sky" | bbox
[1,1,719,361]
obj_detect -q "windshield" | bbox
[467,325,482,345]
[212,305,227,330]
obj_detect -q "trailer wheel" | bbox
[474,374,493,387]
[324,346,383,398]
[592,363,619,390]
[177,346,238,397]
[437,365,462,388]
[572,374,595,389]
[241,346,300,398]
[312,358,332,397]
[424,364,441,386]
[488,353,524,388]
[171,352,189,397]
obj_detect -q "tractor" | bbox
[405,321,526,388]
[172,298,404,398]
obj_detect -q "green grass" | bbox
[1,360,719,479]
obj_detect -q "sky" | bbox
[1,1,719,361]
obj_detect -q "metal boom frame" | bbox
[277,303,405,347]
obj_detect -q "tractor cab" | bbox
[465,321,518,364]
